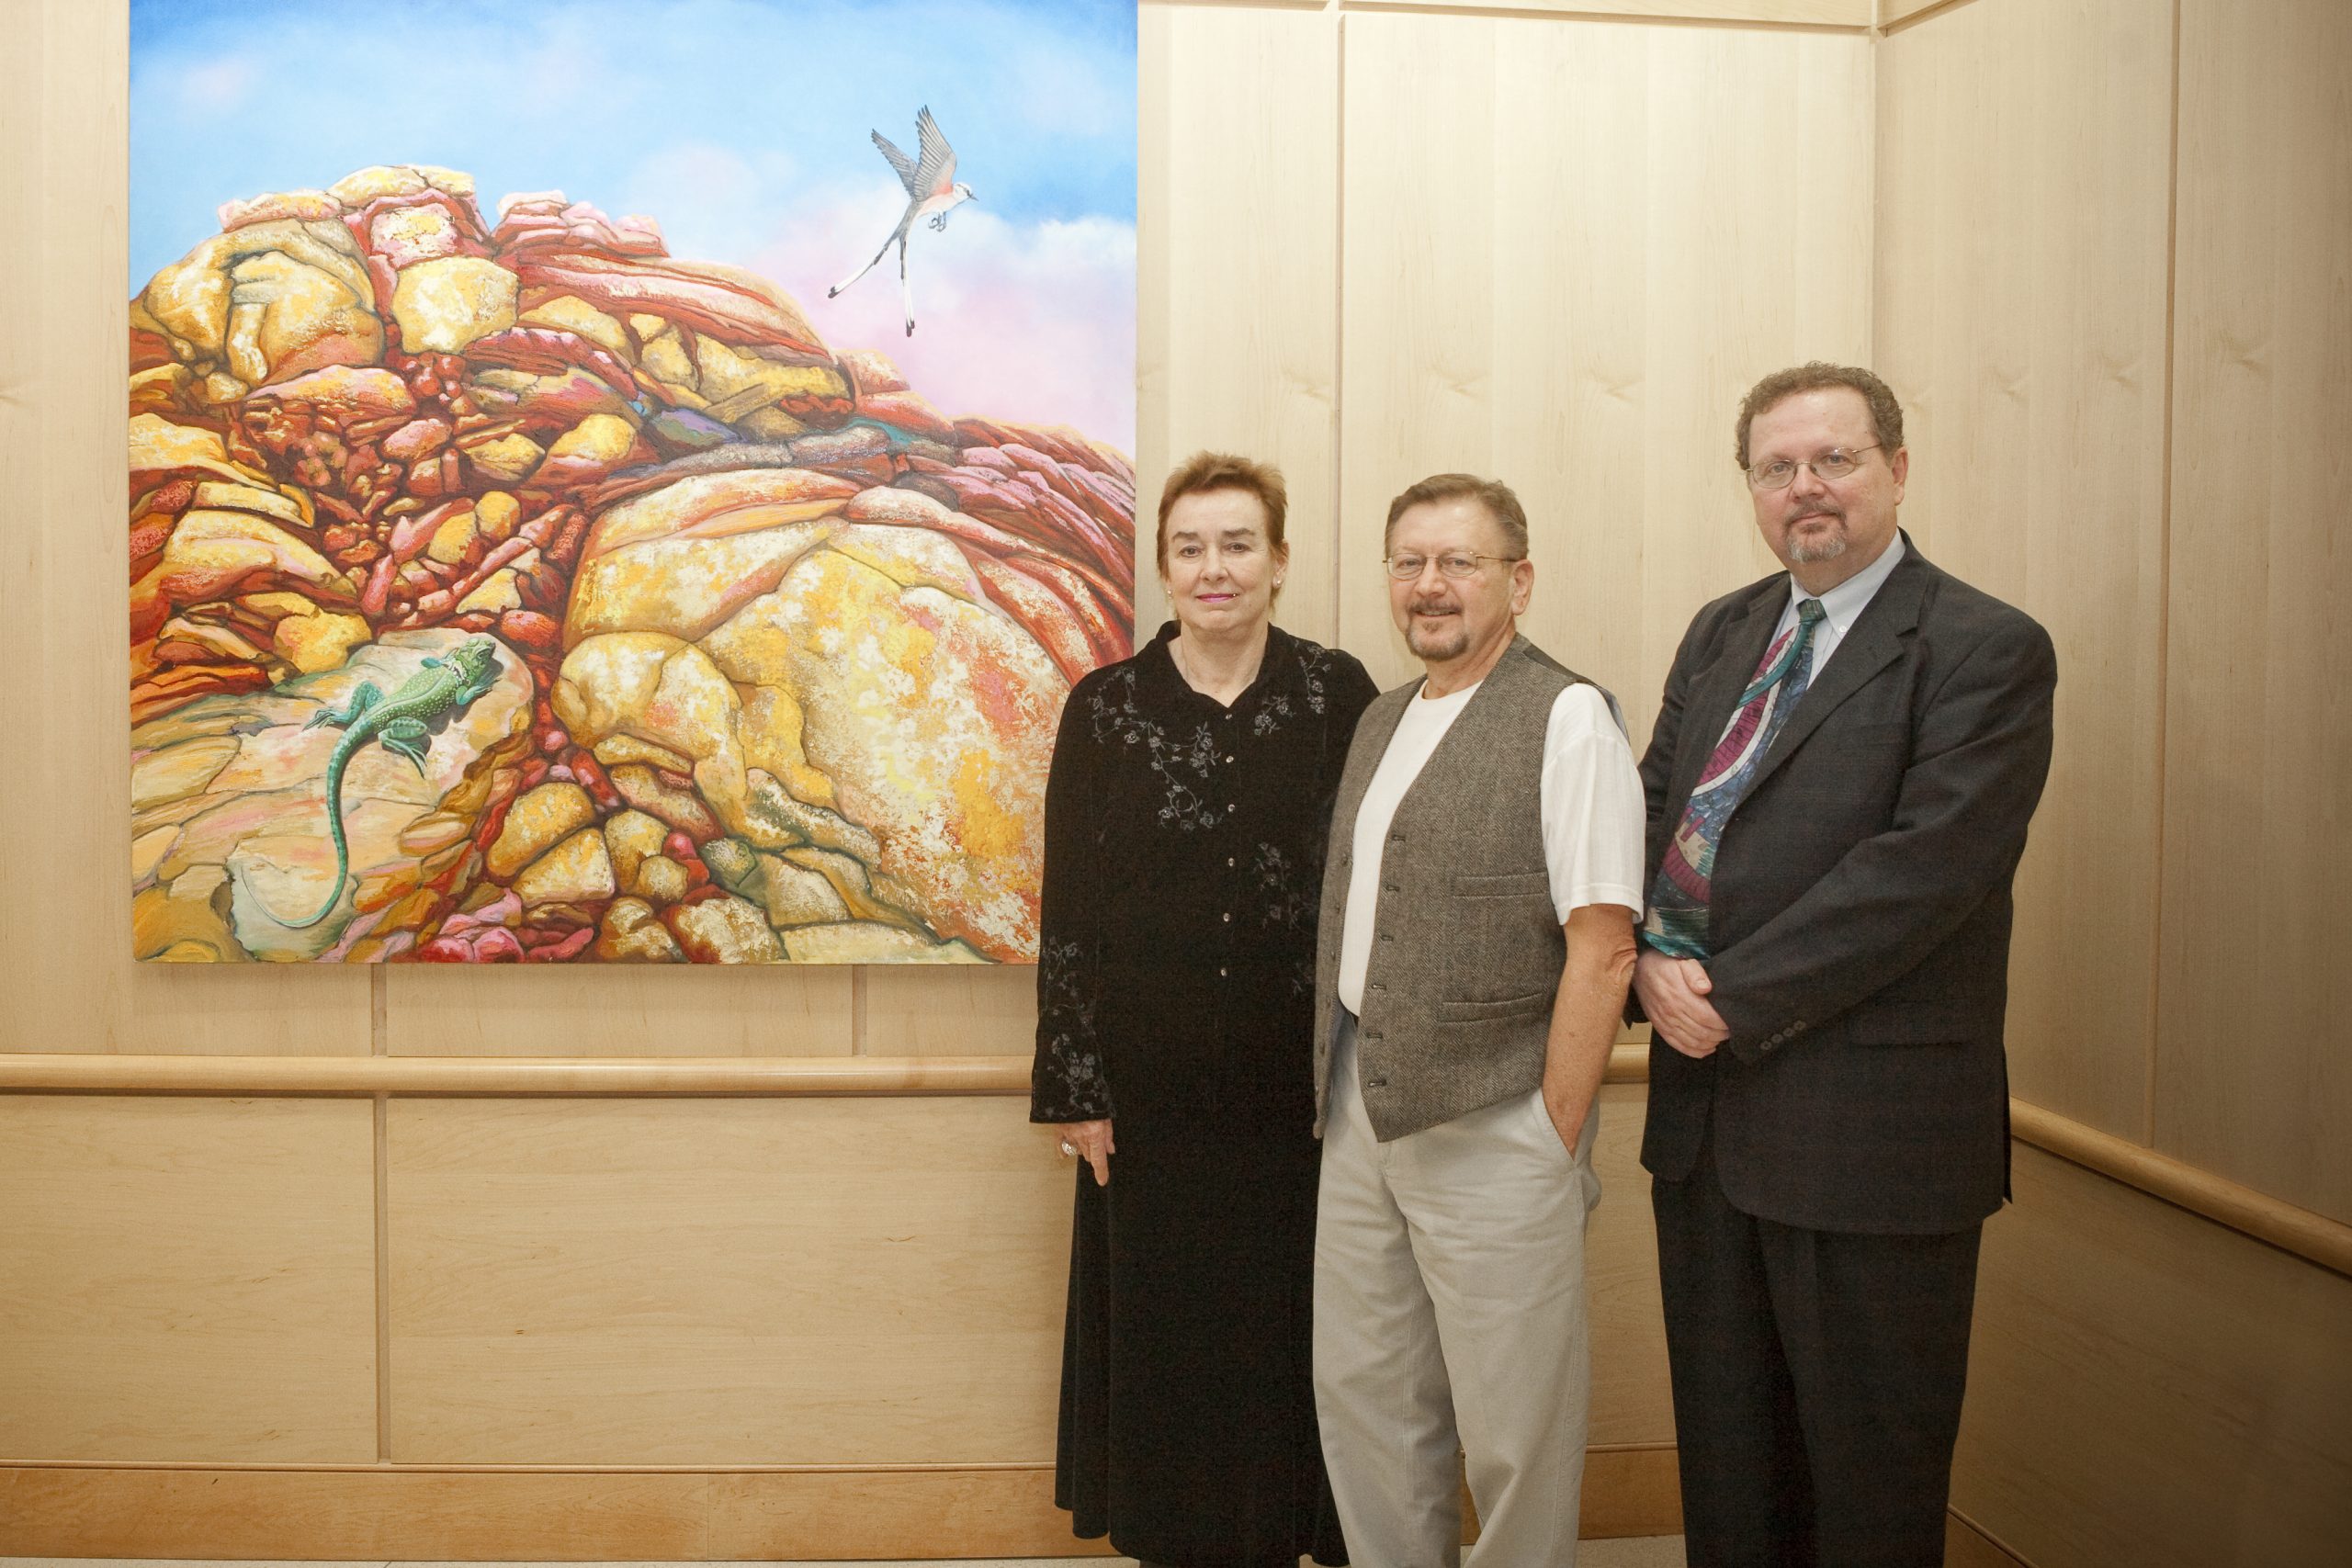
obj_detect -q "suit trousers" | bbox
[1653,1124,1982,1568]
[1313,1012,1601,1568]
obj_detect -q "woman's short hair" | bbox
[1155,451,1289,567]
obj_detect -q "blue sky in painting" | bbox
[130,0,1137,439]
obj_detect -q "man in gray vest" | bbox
[1312,473,1645,1568]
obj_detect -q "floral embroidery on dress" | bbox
[1034,934,1112,1120]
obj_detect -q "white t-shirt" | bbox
[1336,681,1646,1015]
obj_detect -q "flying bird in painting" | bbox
[829,106,977,337]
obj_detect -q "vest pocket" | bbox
[1451,870,1551,897]
[1436,988,1554,1022]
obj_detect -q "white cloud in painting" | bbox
[753,180,1136,451]
[173,54,254,117]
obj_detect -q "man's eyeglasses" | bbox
[1383,551,1522,581]
[1746,445,1882,491]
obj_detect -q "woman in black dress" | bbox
[1032,451,1377,1568]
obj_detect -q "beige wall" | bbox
[6,0,2348,1561]
[1878,0,2352,1563]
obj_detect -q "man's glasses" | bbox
[1383,552,1522,581]
[1746,445,1882,490]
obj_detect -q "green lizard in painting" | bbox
[273,638,503,931]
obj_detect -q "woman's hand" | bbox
[1058,1118,1114,1187]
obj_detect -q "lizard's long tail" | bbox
[269,750,353,931]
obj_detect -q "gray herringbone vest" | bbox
[1313,636,1607,1141]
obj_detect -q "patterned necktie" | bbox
[1642,597,1826,959]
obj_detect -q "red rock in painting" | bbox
[129,164,1133,964]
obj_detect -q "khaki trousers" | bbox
[1313,1014,1601,1568]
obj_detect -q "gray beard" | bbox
[1786,519,1849,564]
[1406,615,1467,661]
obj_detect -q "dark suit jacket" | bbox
[1637,536,2057,1235]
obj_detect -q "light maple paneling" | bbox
[0,0,372,1056]
[1358,0,1871,22]
[0,1096,378,1461]
[2155,0,2352,1224]
[1338,11,1872,745]
[1952,1145,2352,1568]
[386,1098,1070,1463]
[1587,1083,1675,1444]
[0,1465,1116,1561]
[1138,1,1340,644]
[1875,0,2172,1137]
[384,964,854,1055]
[864,964,1038,1055]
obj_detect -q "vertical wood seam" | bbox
[1330,0,1349,644]
[373,1093,390,1464]
[2146,0,2183,1150]
[851,966,869,1055]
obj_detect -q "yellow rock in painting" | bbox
[631,854,692,905]
[227,249,381,389]
[426,506,479,565]
[474,491,521,542]
[779,921,987,964]
[565,518,839,645]
[666,895,786,964]
[272,608,371,674]
[512,828,616,907]
[141,219,373,376]
[601,809,669,890]
[454,569,522,616]
[390,255,518,355]
[550,633,752,829]
[489,782,598,882]
[519,294,636,363]
[130,414,259,490]
[595,897,683,963]
[700,540,1066,961]
[462,432,544,483]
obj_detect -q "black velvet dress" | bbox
[1032,621,1377,1568]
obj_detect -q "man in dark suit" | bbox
[1632,363,2057,1568]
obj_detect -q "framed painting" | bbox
[127,0,1136,964]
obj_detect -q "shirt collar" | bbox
[1788,530,1906,639]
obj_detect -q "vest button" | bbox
[1365,1077,1387,1089]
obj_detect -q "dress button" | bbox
[1227,857,1236,868]
[1222,911,1231,922]
[1224,754,1235,763]
[1219,966,1228,977]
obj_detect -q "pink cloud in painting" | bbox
[753,181,1136,452]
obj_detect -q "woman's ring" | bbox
[1060,1141,1076,1156]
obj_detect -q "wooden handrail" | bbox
[0,1044,1648,1096]
[6,1047,2343,1278]
[2007,1100,2352,1280]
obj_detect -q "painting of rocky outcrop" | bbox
[129,1,1137,964]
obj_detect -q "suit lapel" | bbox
[1738,545,1935,800]
[1672,584,1785,811]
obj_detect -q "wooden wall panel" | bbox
[1951,1145,2352,1568]
[2155,0,2352,1224]
[864,964,1037,1055]
[0,0,371,1056]
[1338,11,1872,746]
[1137,1,1340,644]
[386,1098,1070,1463]
[1588,1084,1675,1444]
[383,965,854,1056]
[1354,0,1871,25]
[1875,0,2173,1138]
[0,1096,378,1461]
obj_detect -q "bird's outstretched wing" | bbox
[913,106,959,196]
[871,129,920,196]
